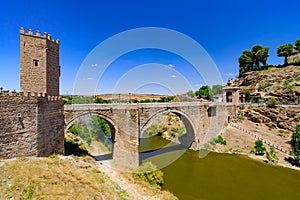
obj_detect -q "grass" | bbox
[284,78,293,86]
[258,82,273,91]
[0,156,129,200]
[278,129,289,135]
[283,84,295,91]
[273,87,281,92]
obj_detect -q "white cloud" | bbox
[168,64,175,68]
[225,72,235,77]
[91,63,98,67]
[87,77,94,80]
[170,75,177,78]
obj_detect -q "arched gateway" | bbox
[64,103,234,170]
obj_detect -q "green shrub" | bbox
[132,162,164,189]
[283,84,295,91]
[273,87,280,92]
[171,127,185,135]
[267,98,278,107]
[291,124,300,163]
[210,135,227,146]
[284,78,293,86]
[237,114,244,121]
[258,82,273,91]
[252,94,262,103]
[245,91,251,102]
[254,140,266,155]
[266,147,278,163]
[288,59,300,65]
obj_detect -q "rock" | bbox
[241,104,300,132]
[244,110,271,123]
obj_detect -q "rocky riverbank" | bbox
[213,119,299,170]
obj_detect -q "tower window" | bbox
[33,59,39,67]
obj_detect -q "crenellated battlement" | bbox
[20,27,60,44]
[0,90,61,102]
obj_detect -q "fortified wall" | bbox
[0,28,64,158]
[0,91,64,158]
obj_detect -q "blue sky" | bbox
[1,0,300,95]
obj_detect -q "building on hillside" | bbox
[223,79,240,104]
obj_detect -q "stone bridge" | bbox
[64,102,236,169]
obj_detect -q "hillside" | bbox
[0,156,176,200]
[0,156,128,200]
[232,65,300,104]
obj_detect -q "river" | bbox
[139,135,300,200]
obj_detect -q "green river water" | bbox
[139,135,300,200]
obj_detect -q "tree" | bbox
[69,119,91,145]
[211,84,223,96]
[88,116,111,141]
[277,43,294,65]
[295,38,300,50]
[195,85,211,100]
[291,124,300,163]
[186,90,195,98]
[238,45,269,76]
[251,45,269,71]
[95,97,104,104]
[245,91,251,102]
[239,50,253,76]
[254,140,266,155]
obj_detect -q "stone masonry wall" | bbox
[20,30,47,94]
[46,38,60,96]
[0,92,64,158]
[0,92,39,158]
[37,96,65,156]
[20,28,60,96]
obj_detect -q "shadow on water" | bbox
[140,144,186,161]
[139,134,193,167]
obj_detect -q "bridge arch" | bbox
[64,111,118,145]
[140,109,196,148]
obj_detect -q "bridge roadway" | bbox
[64,102,235,170]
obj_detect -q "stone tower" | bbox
[20,28,60,96]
